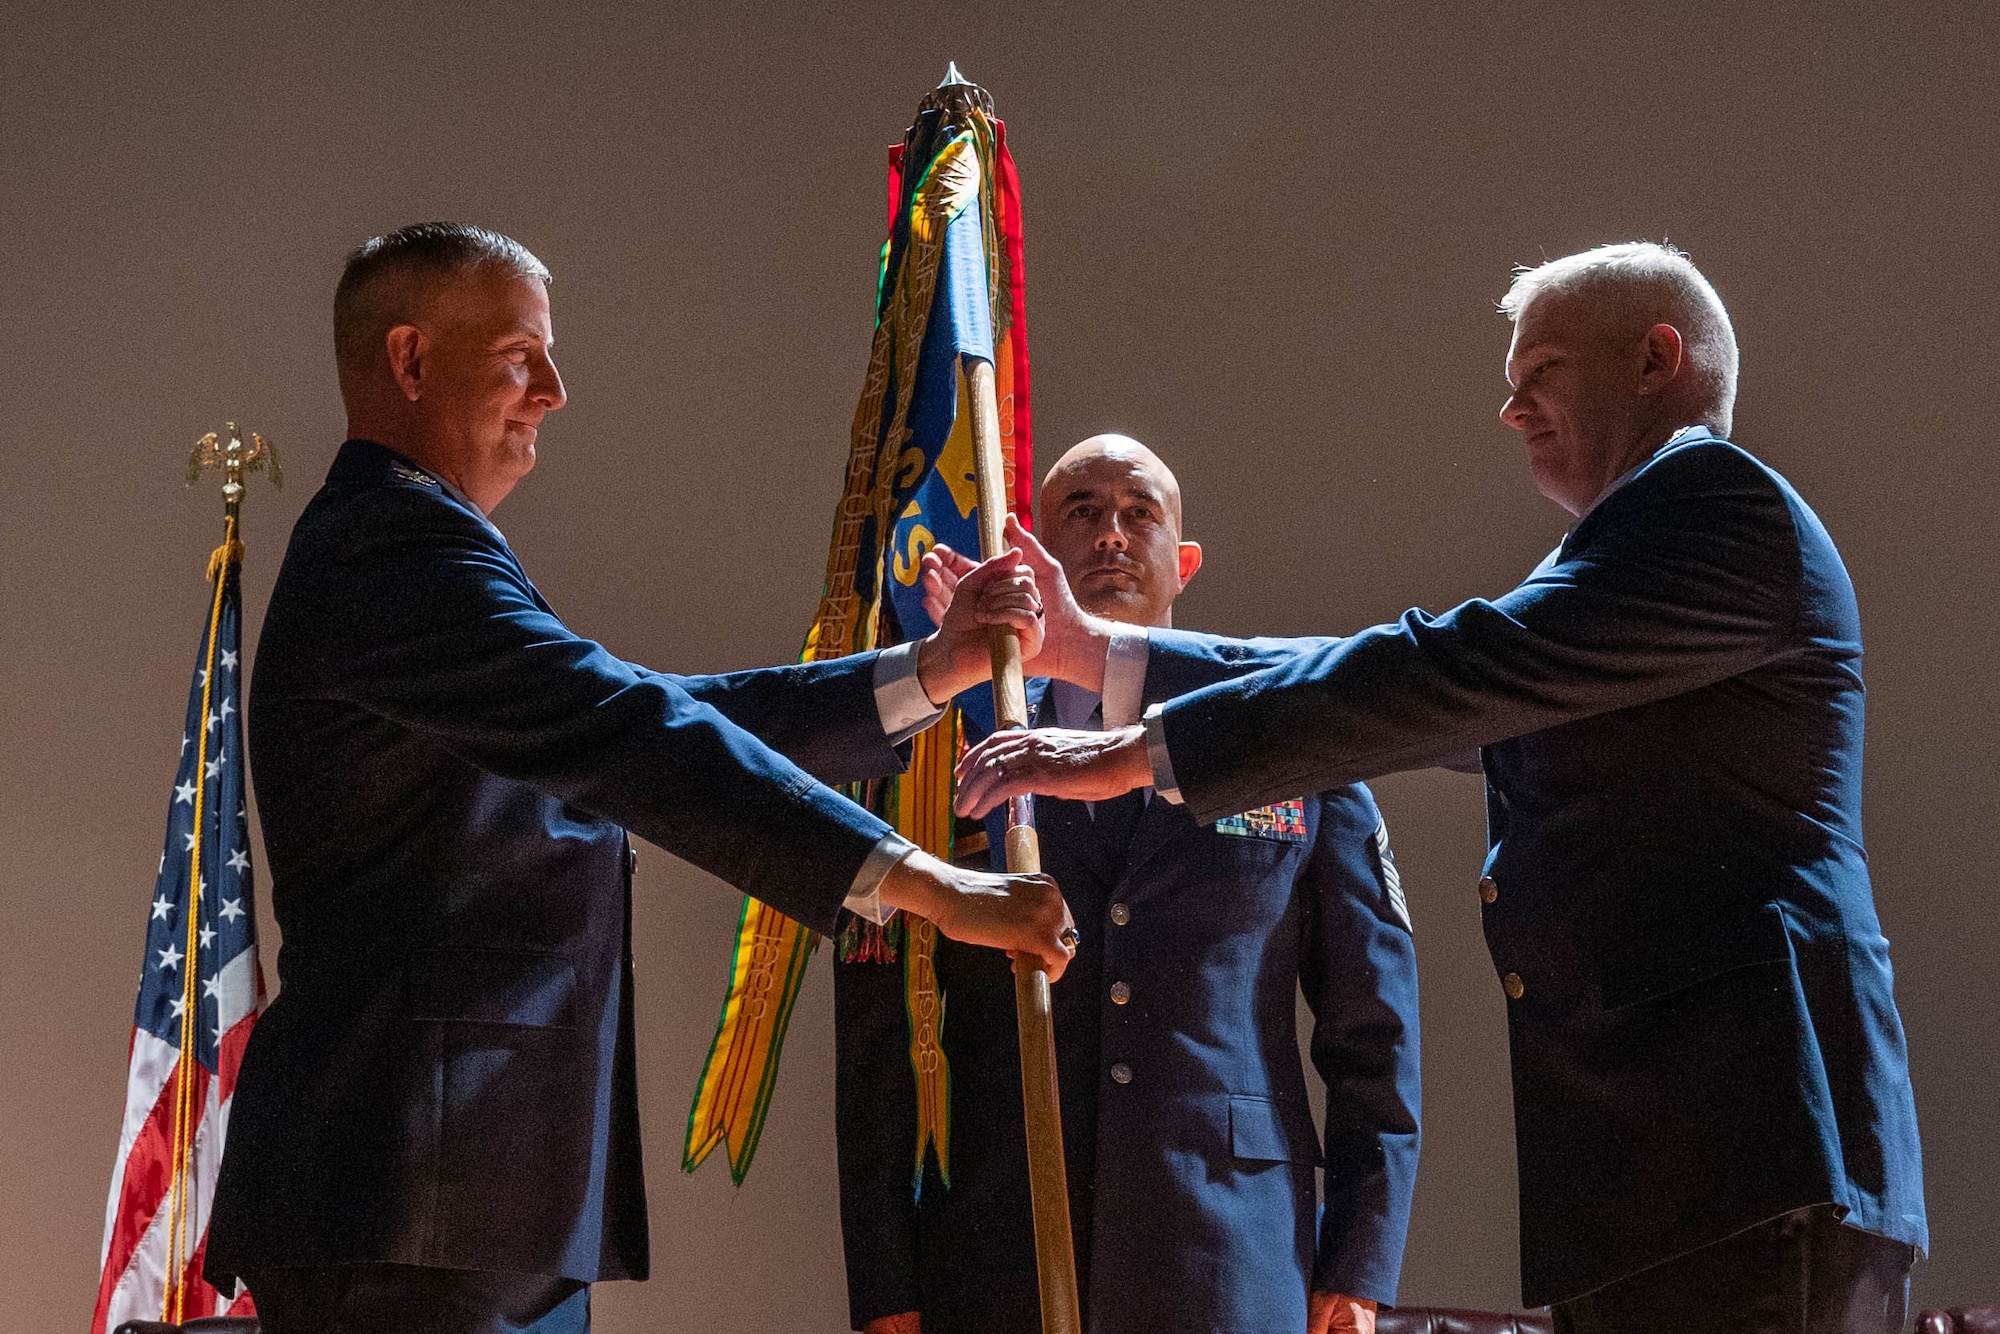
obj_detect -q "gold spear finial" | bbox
[187,421,282,515]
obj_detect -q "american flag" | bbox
[93,546,264,1331]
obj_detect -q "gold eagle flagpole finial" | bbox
[188,421,282,517]
[158,422,278,1321]
[187,422,280,578]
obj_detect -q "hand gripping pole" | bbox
[964,354,1082,1334]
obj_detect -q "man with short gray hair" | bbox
[206,222,1075,1334]
[957,242,1927,1332]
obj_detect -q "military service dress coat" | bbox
[1139,430,1926,1305]
[835,679,1420,1334]
[209,440,908,1289]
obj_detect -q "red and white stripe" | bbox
[92,948,261,1334]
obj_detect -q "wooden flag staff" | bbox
[964,352,1083,1334]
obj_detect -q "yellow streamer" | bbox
[899,711,961,1187]
[686,111,1011,1187]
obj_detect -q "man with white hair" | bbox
[954,243,1928,1332]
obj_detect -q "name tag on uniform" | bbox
[1213,799,1308,844]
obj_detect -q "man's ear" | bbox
[384,324,427,403]
[1176,540,1204,588]
[1637,323,1684,396]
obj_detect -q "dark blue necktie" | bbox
[1084,699,1144,857]
[1091,787,1145,860]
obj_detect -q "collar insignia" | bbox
[389,463,438,487]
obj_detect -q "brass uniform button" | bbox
[1110,1062,1133,1084]
[1109,981,1131,1005]
[1478,876,1498,904]
[1109,902,1131,926]
[1503,972,1525,1000]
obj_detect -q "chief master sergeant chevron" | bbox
[204,222,1074,1334]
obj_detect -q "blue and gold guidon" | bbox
[685,94,1034,1187]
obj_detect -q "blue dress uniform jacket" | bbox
[1141,432,1926,1306]
[208,440,905,1288]
[835,681,1420,1334]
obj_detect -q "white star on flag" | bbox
[101,507,265,1334]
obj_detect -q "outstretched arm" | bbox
[924,517,1345,699]
[624,547,1045,784]
[955,447,1803,822]
[319,491,1073,972]
[1147,452,1799,822]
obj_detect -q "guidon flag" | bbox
[685,72,1032,1186]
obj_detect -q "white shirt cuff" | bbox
[1141,703,1184,804]
[872,640,945,744]
[1100,627,1151,727]
[843,831,917,924]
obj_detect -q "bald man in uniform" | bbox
[834,437,1420,1334]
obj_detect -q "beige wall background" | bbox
[3,3,1994,1327]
